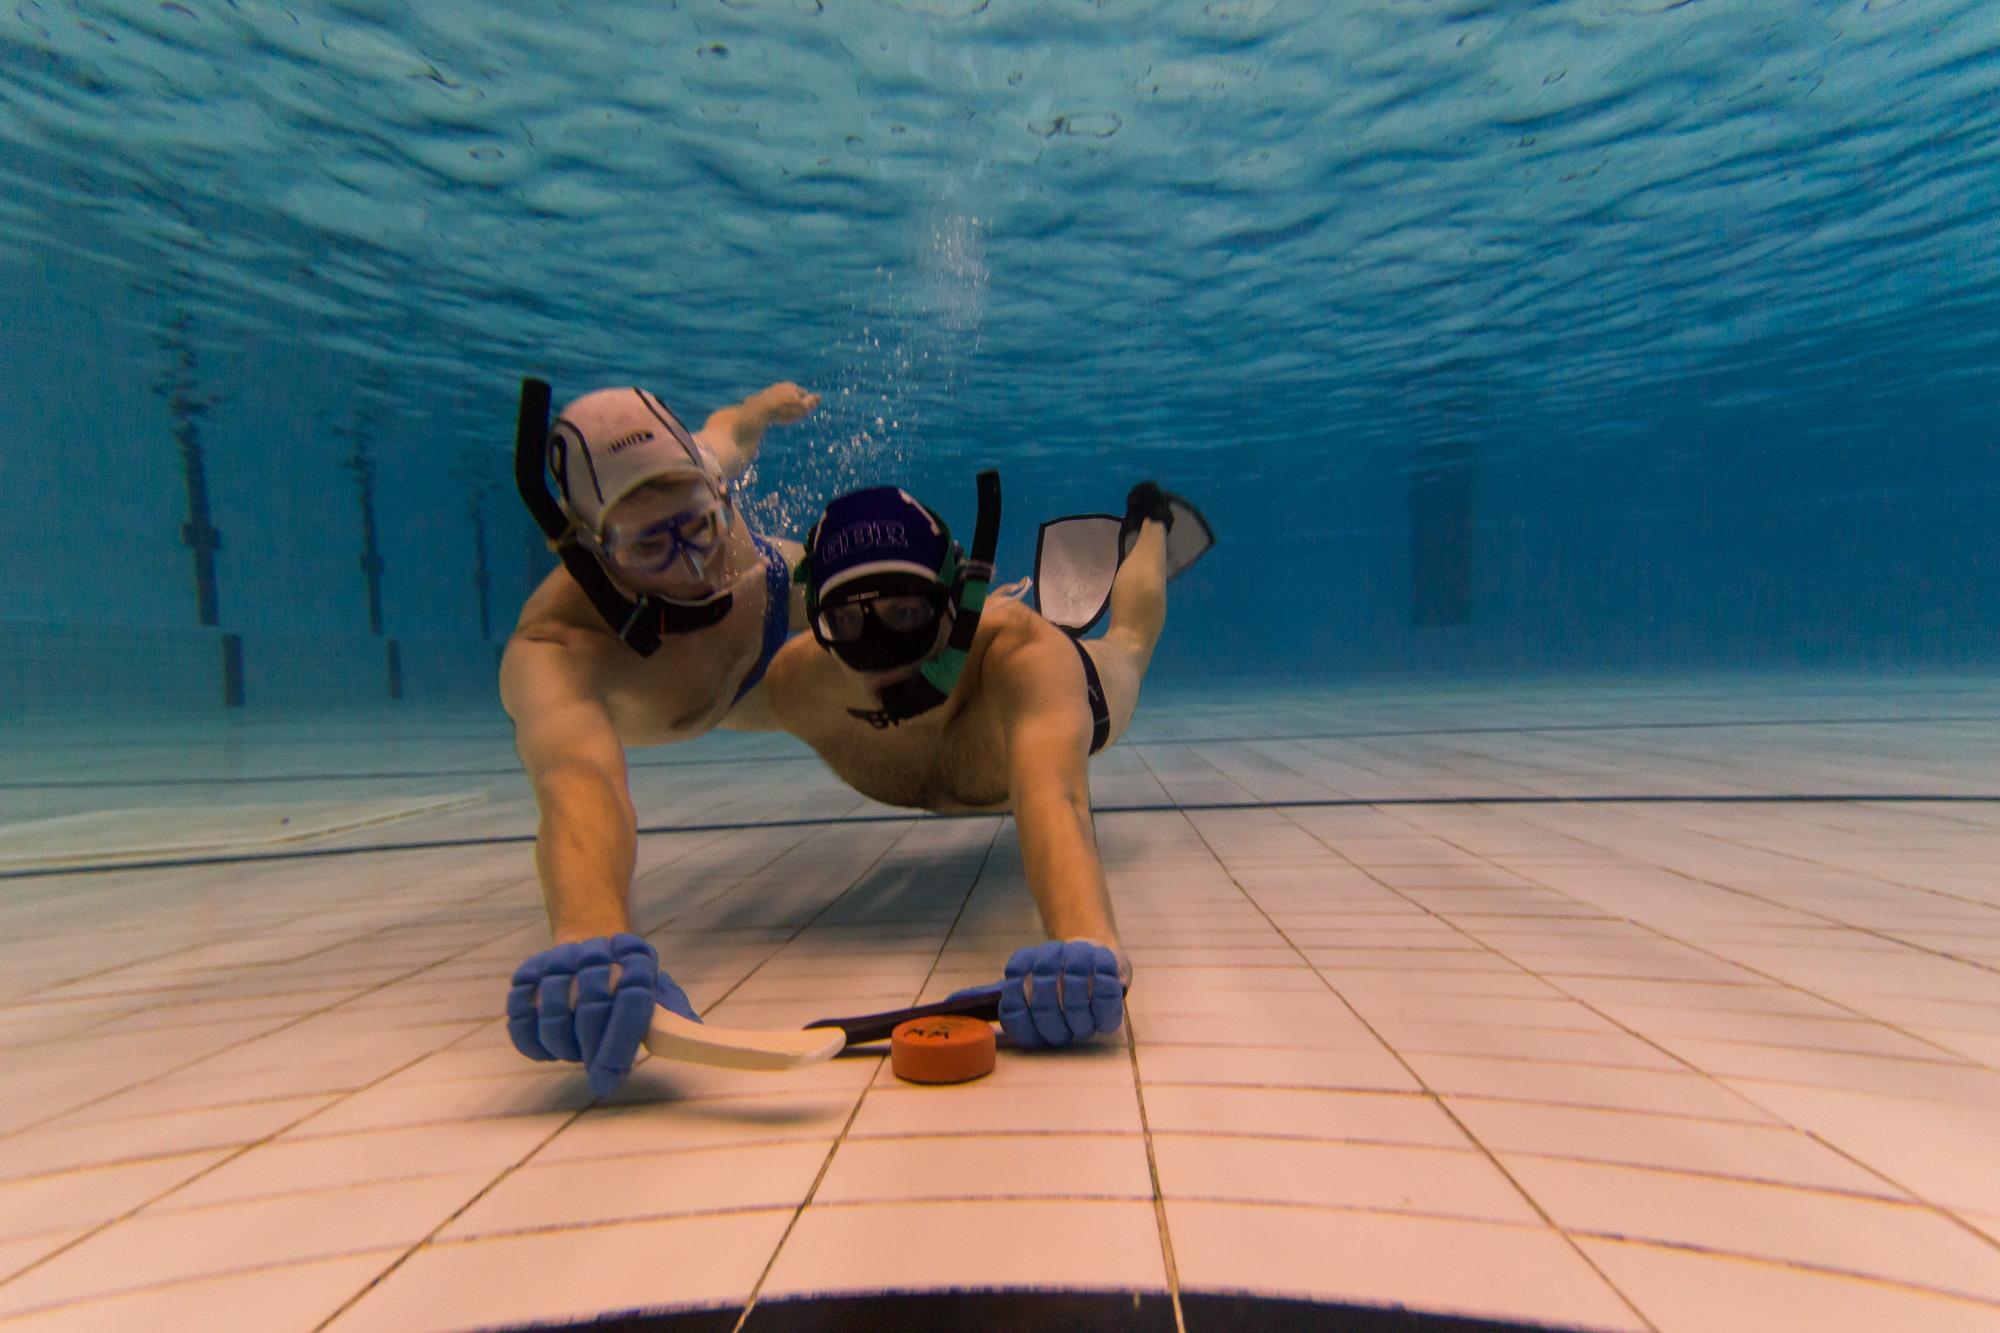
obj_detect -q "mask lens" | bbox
[820,602,869,642]
[872,595,938,633]
[816,580,948,673]
[677,509,722,555]
[603,495,727,575]
[622,532,676,569]
[818,593,940,643]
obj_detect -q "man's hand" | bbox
[995,940,1127,1049]
[506,933,697,1097]
[751,381,820,426]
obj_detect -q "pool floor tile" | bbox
[812,1133,1154,1205]
[758,1199,1168,1300]
[1165,1200,1646,1331]
[1577,1236,2000,1333]
[6,680,1999,1331]
[324,1211,793,1333]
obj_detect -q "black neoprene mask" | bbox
[824,590,951,673]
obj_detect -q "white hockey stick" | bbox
[642,1006,844,1072]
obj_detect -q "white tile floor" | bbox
[1,674,1998,1331]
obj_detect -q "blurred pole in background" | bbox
[338,422,384,636]
[1410,438,1474,630]
[449,435,496,642]
[471,500,493,641]
[337,373,387,636]
[153,311,223,628]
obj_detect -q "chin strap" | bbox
[515,377,735,654]
[847,469,1001,727]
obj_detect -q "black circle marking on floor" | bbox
[495,1290,1579,1332]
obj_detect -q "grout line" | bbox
[119,1160,594,1220]
[1125,1016,1188,1333]
[0,751,824,791]
[446,1189,1181,1247]
[12,793,2000,881]
[410,1201,798,1246]
[1,949,523,1144]
[725,1054,884,1331]
[0,898,602,1295]
[1591,806,2000,971]
[12,709,1992,788]
[1449,1148,1927,1205]
[0,1245,414,1325]
[282,821,997,1329]
[3,863,546,1005]
[683,819,980,1014]
[1138,712,2000,745]
[1450,807,2000,1053]
[1131,742,1659,1332]
[10,1188,2000,1324]
[0,1086,426,1305]
[6,702,1999,1325]
[728,818,1005,1332]
[1364,800,2000,1262]
[307,1105,592,1330]
[1113,1120,1930,1199]
[1566,1233,2000,1310]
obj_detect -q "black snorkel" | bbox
[514,376,733,655]
[854,469,1001,726]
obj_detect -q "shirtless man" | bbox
[500,379,818,1095]
[763,479,1209,1049]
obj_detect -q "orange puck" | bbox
[890,1015,997,1084]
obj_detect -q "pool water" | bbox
[3,4,1999,1330]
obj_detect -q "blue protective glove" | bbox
[506,932,697,1097]
[965,940,1126,1050]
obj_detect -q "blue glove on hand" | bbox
[506,932,697,1097]
[992,940,1126,1050]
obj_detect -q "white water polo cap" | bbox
[545,387,727,540]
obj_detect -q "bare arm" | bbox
[499,629,637,942]
[988,630,1123,955]
[701,382,821,480]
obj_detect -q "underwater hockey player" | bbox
[765,475,1212,1050]
[500,377,818,1095]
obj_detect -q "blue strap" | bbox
[733,532,792,703]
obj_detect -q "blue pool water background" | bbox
[3,0,1999,714]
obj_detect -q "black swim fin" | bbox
[1119,482,1215,583]
[1033,483,1215,637]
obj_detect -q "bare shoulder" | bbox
[499,595,622,724]
[512,566,611,644]
[764,632,837,724]
[977,599,1075,674]
[765,631,819,688]
[505,573,621,685]
[974,595,1049,644]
